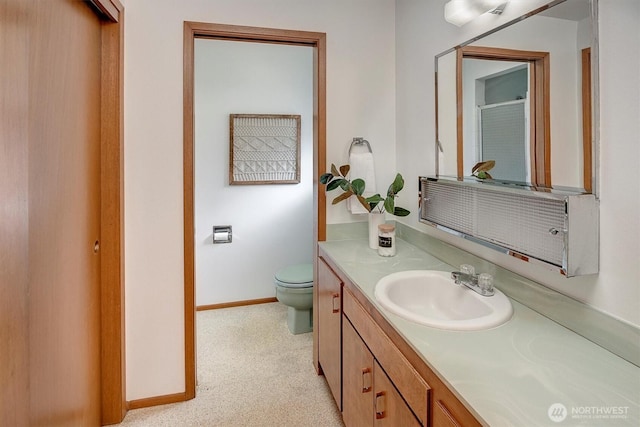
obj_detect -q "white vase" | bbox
[368,211,385,249]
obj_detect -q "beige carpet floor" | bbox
[119,302,344,426]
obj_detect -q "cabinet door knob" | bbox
[332,293,340,313]
[361,367,372,393]
[375,391,386,419]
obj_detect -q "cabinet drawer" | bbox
[343,287,430,426]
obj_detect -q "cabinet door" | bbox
[433,400,463,427]
[343,286,430,425]
[342,318,374,426]
[374,360,421,427]
[317,257,342,408]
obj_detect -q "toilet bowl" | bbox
[274,263,313,334]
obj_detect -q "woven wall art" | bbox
[229,114,301,185]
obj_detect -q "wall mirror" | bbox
[436,0,597,194]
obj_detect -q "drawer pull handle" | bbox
[332,293,340,313]
[361,368,372,393]
[375,391,386,419]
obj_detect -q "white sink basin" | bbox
[374,270,513,331]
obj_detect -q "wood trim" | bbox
[184,22,325,44]
[183,22,197,402]
[455,48,463,178]
[582,48,592,193]
[127,392,187,410]
[458,46,550,186]
[99,0,126,424]
[315,33,327,242]
[312,33,327,373]
[528,68,537,186]
[538,53,551,186]
[197,297,278,311]
[89,0,120,22]
[460,45,548,61]
[183,22,327,401]
[532,57,547,185]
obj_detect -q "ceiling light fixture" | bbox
[444,0,510,27]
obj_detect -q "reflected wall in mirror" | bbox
[436,0,595,193]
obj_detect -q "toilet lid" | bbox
[275,263,313,288]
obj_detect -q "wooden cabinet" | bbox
[317,256,342,408]
[316,248,481,427]
[343,287,429,426]
[373,360,421,426]
[342,316,374,426]
[433,400,464,427]
[343,317,421,427]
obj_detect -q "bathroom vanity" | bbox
[318,247,481,426]
[314,230,640,426]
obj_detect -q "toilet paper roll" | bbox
[213,231,230,243]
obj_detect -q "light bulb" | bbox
[444,0,482,27]
[444,0,510,26]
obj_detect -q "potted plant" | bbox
[320,164,410,248]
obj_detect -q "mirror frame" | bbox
[435,0,599,196]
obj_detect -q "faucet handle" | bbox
[478,273,494,293]
[460,264,476,276]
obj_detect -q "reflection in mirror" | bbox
[464,58,529,182]
[460,46,550,186]
[436,0,595,193]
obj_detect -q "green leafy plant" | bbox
[471,160,495,180]
[320,163,410,217]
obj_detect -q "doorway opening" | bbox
[193,40,313,311]
[183,22,326,399]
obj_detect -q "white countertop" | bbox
[319,237,640,426]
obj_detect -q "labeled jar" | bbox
[377,224,396,257]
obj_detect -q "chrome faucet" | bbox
[451,265,495,296]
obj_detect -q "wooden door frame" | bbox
[457,45,550,186]
[89,0,126,424]
[183,22,326,400]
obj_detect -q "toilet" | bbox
[274,263,314,334]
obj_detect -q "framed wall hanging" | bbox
[229,114,301,185]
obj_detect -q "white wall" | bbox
[194,40,313,306]
[396,0,640,327]
[124,0,396,400]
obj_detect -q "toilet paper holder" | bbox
[212,225,232,244]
